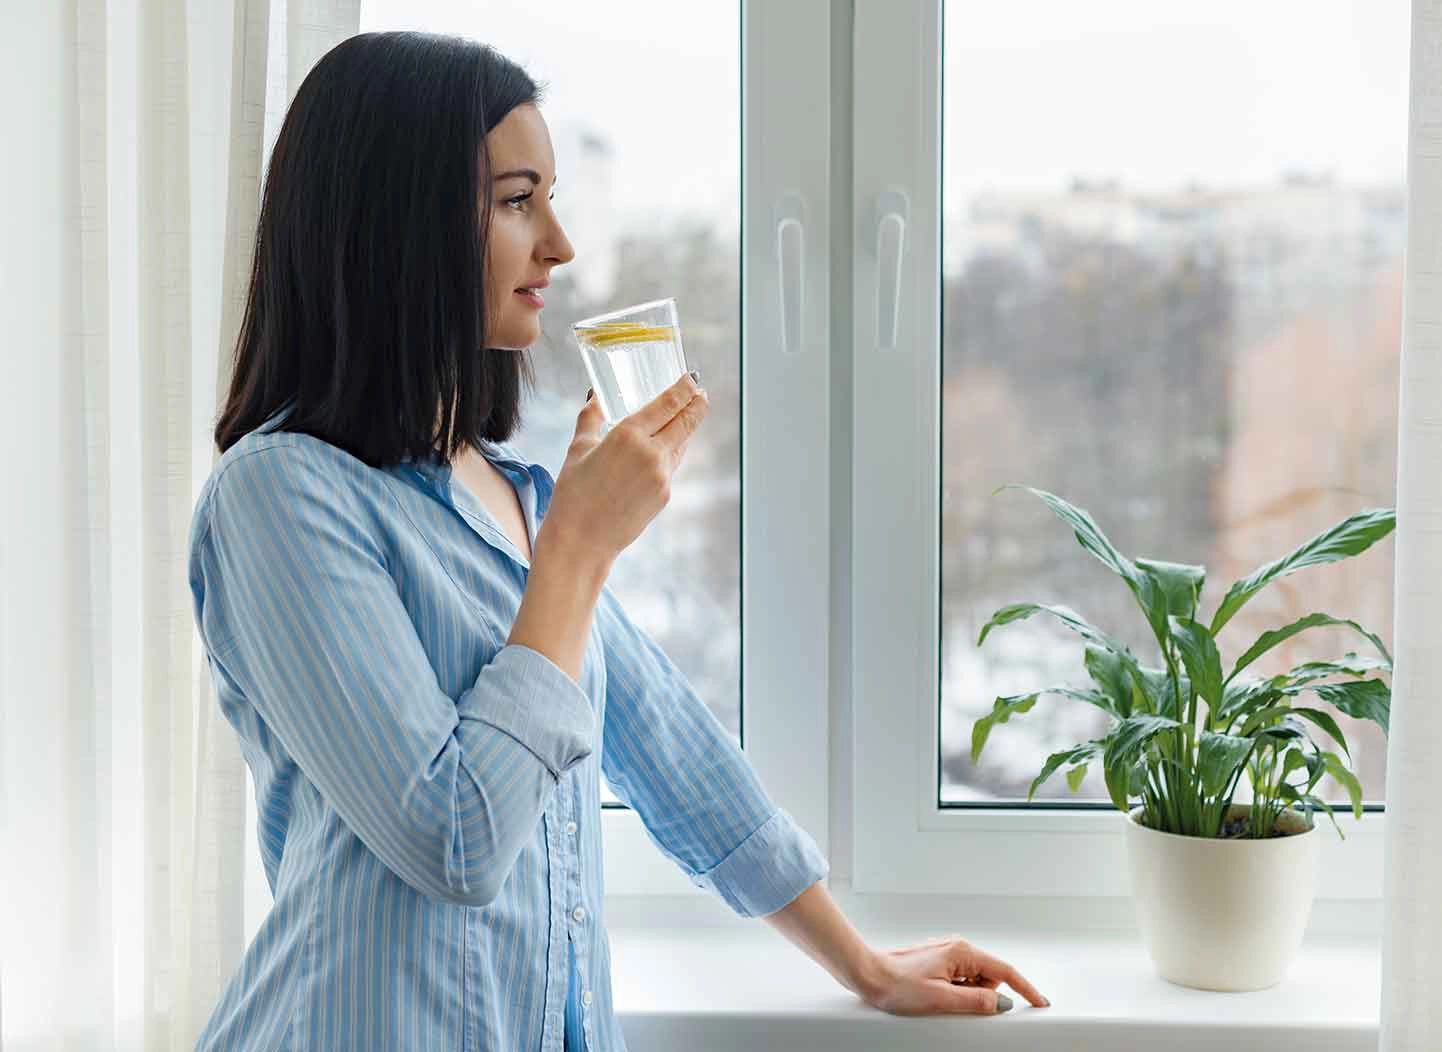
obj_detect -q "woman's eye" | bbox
[506,192,557,210]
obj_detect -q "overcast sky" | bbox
[359,1,1410,229]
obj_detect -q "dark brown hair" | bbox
[214,31,545,465]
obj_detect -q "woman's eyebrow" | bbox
[494,168,557,187]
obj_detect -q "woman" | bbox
[188,30,1047,1051]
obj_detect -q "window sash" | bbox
[846,0,1387,899]
[603,0,834,896]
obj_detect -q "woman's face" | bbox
[483,103,574,350]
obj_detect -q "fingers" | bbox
[952,975,1000,990]
[575,388,604,436]
[943,983,1006,1015]
[972,949,1050,1008]
[946,941,1049,1008]
[627,372,703,436]
[652,388,708,453]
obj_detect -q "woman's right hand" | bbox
[539,372,709,566]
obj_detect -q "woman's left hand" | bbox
[861,933,1051,1016]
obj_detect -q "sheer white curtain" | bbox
[0,1,358,1048]
[1382,4,1442,1049]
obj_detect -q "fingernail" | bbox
[586,387,594,402]
[688,369,701,385]
[995,994,1013,1014]
[1042,997,1052,1007]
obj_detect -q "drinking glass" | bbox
[571,297,688,427]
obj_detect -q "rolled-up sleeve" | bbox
[594,584,828,917]
[190,443,594,908]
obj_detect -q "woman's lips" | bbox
[515,288,545,308]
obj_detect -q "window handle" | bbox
[775,193,806,354]
[874,189,910,351]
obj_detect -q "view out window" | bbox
[939,1,1407,806]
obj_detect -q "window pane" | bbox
[359,2,744,806]
[940,2,1407,805]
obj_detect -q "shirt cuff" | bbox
[460,643,595,779]
[691,808,830,918]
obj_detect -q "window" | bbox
[850,0,1401,897]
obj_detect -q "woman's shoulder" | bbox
[195,429,397,546]
[210,429,359,495]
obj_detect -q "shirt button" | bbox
[564,820,577,835]
[582,990,593,1007]
[572,906,586,923]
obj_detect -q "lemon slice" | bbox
[574,321,677,348]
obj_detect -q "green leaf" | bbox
[996,487,1186,660]
[1209,508,1396,636]
[1103,715,1184,811]
[1280,784,1342,838]
[1133,665,1190,721]
[1286,707,1352,760]
[970,692,1040,765]
[1256,716,1308,746]
[1170,617,1224,713]
[1027,740,1105,801]
[1129,675,1151,715]
[1083,645,1134,719]
[1281,653,1392,688]
[977,603,1138,665]
[1135,558,1207,616]
[970,685,1121,767]
[1303,794,1345,839]
[1065,764,1090,792]
[1198,732,1256,796]
[1044,686,1123,719]
[1279,746,1309,784]
[977,605,1144,705]
[1238,704,1294,737]
[1134,559,1208,650]
[1227,613,1393,685]
[995,486,1136,581]
[1219,677,1280,725]
[1104,755,1140,815]
[1009,685,1121,722]
[1296,678,1391,735]
[1320,751,1365,820]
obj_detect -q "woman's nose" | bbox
[547,231,575,265]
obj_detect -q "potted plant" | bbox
[970,486,1395,992]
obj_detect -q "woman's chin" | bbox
[490,319,541,349]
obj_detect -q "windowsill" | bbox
[607,896,1380,1051]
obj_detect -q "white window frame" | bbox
[846,0,1387,901]
[603,0,835,897]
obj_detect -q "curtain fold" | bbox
[1380,4,1442,1049]
[0,1,358,1048]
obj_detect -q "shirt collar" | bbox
[400,440,532,480]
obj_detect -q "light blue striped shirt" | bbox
[186,407,828,1050]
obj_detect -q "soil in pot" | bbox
[1216,814,1307,839]
[1137,809,1313,839]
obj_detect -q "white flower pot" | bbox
[1124,803,1319,991]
